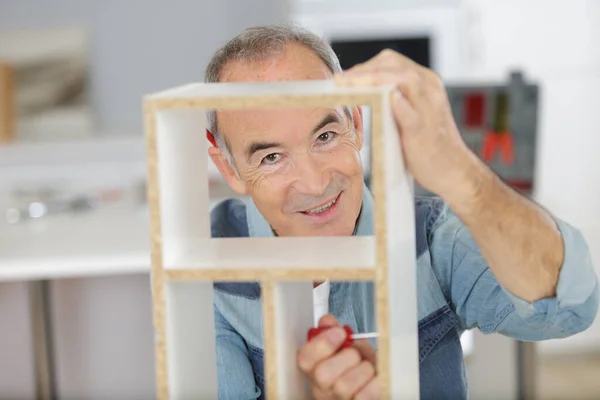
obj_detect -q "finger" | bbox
[297,326,347,373]
[312,348,361,390]
[391,89,420,133]
[318,314,340,328]
[354,377,381,400]
[312,385,335,400]
[339,49,422,76]
[372,48,423,70]
[331,360,376,400]
[352,339,377,366]
[334,68,425,109]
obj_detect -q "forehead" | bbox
[217,106,346,152]
[216,42,338,152]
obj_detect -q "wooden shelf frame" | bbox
[144,79,420,400]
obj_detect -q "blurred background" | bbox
[0,0,599,399]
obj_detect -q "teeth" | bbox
[306,197,337,214]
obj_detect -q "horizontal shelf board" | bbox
[165,268,376,281]
[163,236,375,270]
[146,79,393,102]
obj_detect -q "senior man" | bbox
[205,24,599,399]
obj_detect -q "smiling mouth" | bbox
[301,193,341,215]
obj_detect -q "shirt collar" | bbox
[244,183,374,238]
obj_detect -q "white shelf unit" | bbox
[144,79,420,399]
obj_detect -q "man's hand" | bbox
[334,49,479,202]
[334,49,564,303]
[297,315,380,399]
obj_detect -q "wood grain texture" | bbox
[261,281,278,400]
[0,63,15,144]
[165,268,375,282]
[146,93,380,114]
[144,102,169,400]
[370,98,391,399]
[144,84,413,400]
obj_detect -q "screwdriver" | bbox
[307,325,379,348]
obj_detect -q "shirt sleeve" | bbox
[214,305,262,400]
[428,200,599,341]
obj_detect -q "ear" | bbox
[208,146,247,195]
[351,105,364,150]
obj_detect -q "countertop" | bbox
[0,207,151,281]
[0,134,239,282]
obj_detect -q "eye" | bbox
[261,153,281,165]
[317,131,337,143]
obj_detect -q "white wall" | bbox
[294,0,600,353]
[0,0,290,134]
[293,0,461,15]
[461,0,600,353]
[0,1,290,398]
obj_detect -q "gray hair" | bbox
[204,23,344,166]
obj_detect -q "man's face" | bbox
[210,44,365,237]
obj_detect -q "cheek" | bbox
[329,139,364,176]
[242,169,291,209]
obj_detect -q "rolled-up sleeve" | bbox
[430,203,600,341]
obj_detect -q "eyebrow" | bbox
[311,112,345,135]
[246,141,282,162]
[244,111,347,162]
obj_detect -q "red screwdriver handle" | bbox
[307,325,354,348]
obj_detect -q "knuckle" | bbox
[333,377,353,398]
[314,337,334,356]
[345,348,362,364]
[378,48,396,59]
[407,69,421,84]
[357,380,379,400]
[312,386,325,400]
[398,80,416,97]
[297,347,313,372]
[297,342,326,372]
[354,390,370,400]
[425,69,444,92]
[361,360,376,378]
[429,69,443,85]
[313,363,333,388]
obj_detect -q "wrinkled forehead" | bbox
[216,106,350,148]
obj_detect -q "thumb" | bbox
[317,314,340,328]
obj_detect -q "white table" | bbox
[0,208,151,399]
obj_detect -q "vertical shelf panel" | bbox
[155,108,211,264]
[261,281,278,399]
[274,282,314,399]
[381,94,420,398]
[165,281,217,399]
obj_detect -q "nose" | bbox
[291,153,330,197]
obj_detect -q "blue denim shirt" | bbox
[210,186,599,399]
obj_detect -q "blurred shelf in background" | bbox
[0,27,94,143]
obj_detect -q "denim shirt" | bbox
[210,186,599,399]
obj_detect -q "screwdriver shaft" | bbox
[351,332,378,340]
